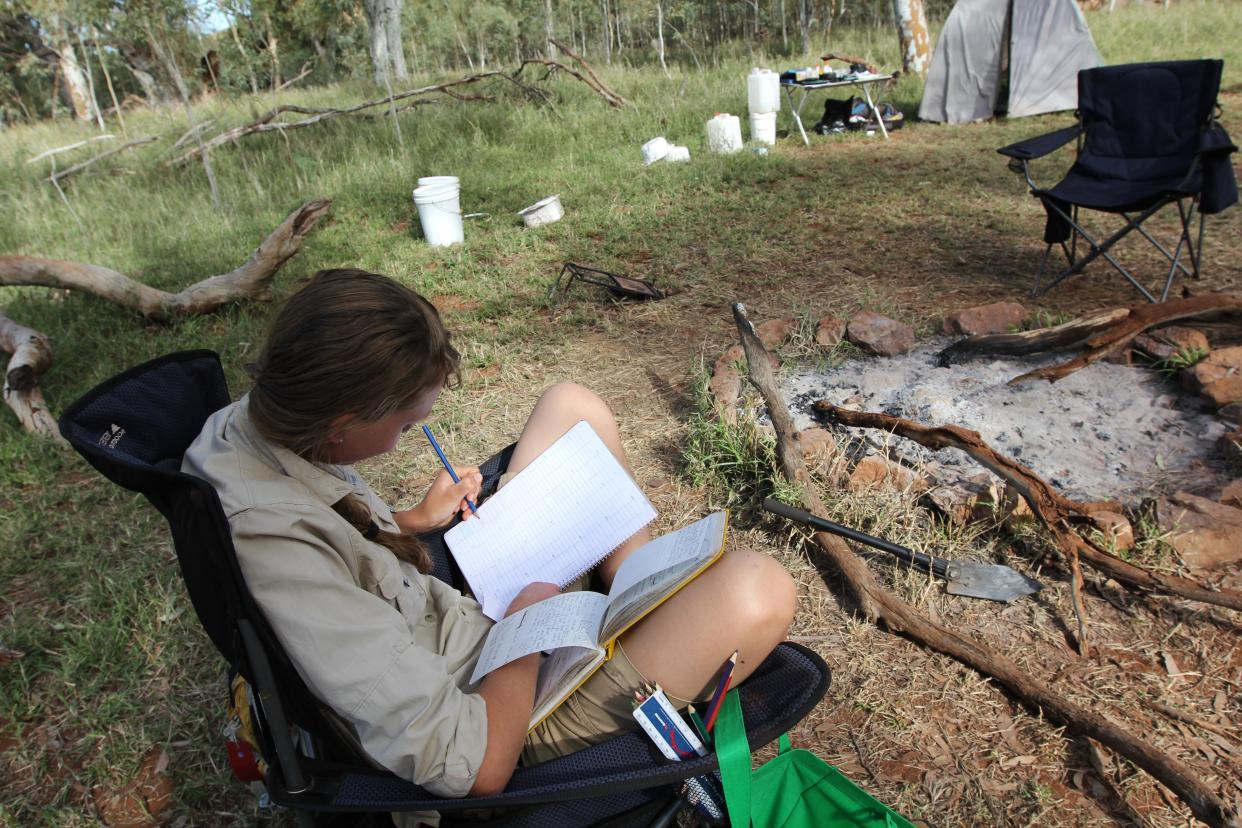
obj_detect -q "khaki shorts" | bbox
[521,640,696,766]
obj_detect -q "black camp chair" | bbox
[58,350,831,827]
[998,59,1238,302]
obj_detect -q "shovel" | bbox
[762,497,1044,603]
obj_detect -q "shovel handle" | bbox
[762,497,946,578]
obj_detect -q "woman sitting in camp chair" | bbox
[182,268,796,798]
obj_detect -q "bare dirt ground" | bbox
[432,112,1242,826]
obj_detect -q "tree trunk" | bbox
[363,0,391,84]
[264,12,281,89]
[230,23,261,94]
[781,0,788,50]
[545,0,558,58]
[892,0,931,76]
[384,0,409,82]
[600,0,612,65]
[798,0,809,55]
[655,0,669,77]
[49,17,98,122]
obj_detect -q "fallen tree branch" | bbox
[937,294,1242,384]
[812,403,1242,614]
[547,38,627,107]
[171,59,616,166]
[276,61,313,92]
[27,134,115,165]
[0,200,330,438]
[732,302,1239,828]
[0,199,330,322]
[0,313,62,444]
[49,136,157,185]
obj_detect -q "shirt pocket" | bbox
[358,548,427,633]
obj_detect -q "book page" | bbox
[599,511,728,642]
[446,420,657,620]
[529,646,606,730]
[469,590,608,685]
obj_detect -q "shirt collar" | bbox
[232,394,357,506]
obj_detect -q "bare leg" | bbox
[507,383,652,586]
[510,383,797,701]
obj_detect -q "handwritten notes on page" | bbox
[469,590,609,684]
[446,420,657,620]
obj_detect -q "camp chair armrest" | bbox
[1200,123,1238,157]
[997,124,1082,161]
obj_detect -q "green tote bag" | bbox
[714,690,915,828]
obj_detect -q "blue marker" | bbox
[421,425,479,516]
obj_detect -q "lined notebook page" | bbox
[445,420,657,620]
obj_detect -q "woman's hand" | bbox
[504,582,560,617]
[394,465,483,533]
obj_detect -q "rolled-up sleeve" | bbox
[231,505,488,797]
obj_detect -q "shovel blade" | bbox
[944,562,1044,603]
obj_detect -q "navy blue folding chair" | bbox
[58,350,830,827]
[998,59,1237,302]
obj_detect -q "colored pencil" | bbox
[421,425,478,516]
[687,704,711,745]
[703,650,738,733]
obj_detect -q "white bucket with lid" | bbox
[518,195,563,228]
[413,180,463,246]
[665,145,691,162]
[706,113,743,154]
[749,111,777,145]
[418,175,459,188]
[747,68,781,114]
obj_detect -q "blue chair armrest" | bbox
[997,124,1082,160]
[1200,123,1238,157]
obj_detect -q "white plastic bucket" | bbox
[518,194,564,228]
[641,136,671,165]
[747,69,781,114]
[706,114,743,154]
[749,111,777,145]
[413,183,463,246]
[417,175,459,188]
[665,145,691,162]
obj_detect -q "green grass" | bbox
[3,4,1242,824]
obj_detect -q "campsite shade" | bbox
[919,0,1102,124]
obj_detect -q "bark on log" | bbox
[812,404,1242,614]
[0,313,62,443]
[0,199,331,322]
[732,302,1240,828]
[937,294,1242,384]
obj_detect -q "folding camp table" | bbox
[782,73,894,145]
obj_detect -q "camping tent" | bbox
[919,0,1102,124]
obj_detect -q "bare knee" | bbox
[536,382,611,420]
[727,549,797,652]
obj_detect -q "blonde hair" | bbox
[248,269,461,571]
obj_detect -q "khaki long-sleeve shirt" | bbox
[182,395,492,798]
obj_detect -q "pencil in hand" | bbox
[421,424,479,516]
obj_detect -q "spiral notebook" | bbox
[445,420,658,621]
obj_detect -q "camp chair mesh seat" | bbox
[998,59,1237,302]
[59,350,831,827]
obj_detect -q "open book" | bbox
[445,420,658,621]
[469,510,729,730]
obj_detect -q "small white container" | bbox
[749,111,777,145]
[518,194,564,228]
[417,175,459,188]
[641,136,671,165]
[706,113,744,154]
[747,68,781,114]
[665,145,691,162]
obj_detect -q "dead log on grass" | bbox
[49,136,158,185]
[938,293,1242,384]
[0,199,330,438]
[812,402,1242,615]
[171,60,620,166]
[731,302,1239,828]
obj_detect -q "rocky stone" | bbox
[708,365,740,410]
[797,427,838,467]
[1133,326,1210,362]
[92,747,172,828]
[757,318,797,352]
[925,477,999,525]
[1218,479,1242,508]
[942,301,1027,337]
[1157,492,1242,569]
[1087,510,1135,552]
[814,316,846,348]
[1184,345,1242,408]
[1218,401,1242,424]
[716,343,779,375]
[846,311,916,357]
[1000,483,1036,528]
[847,455,920,493]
